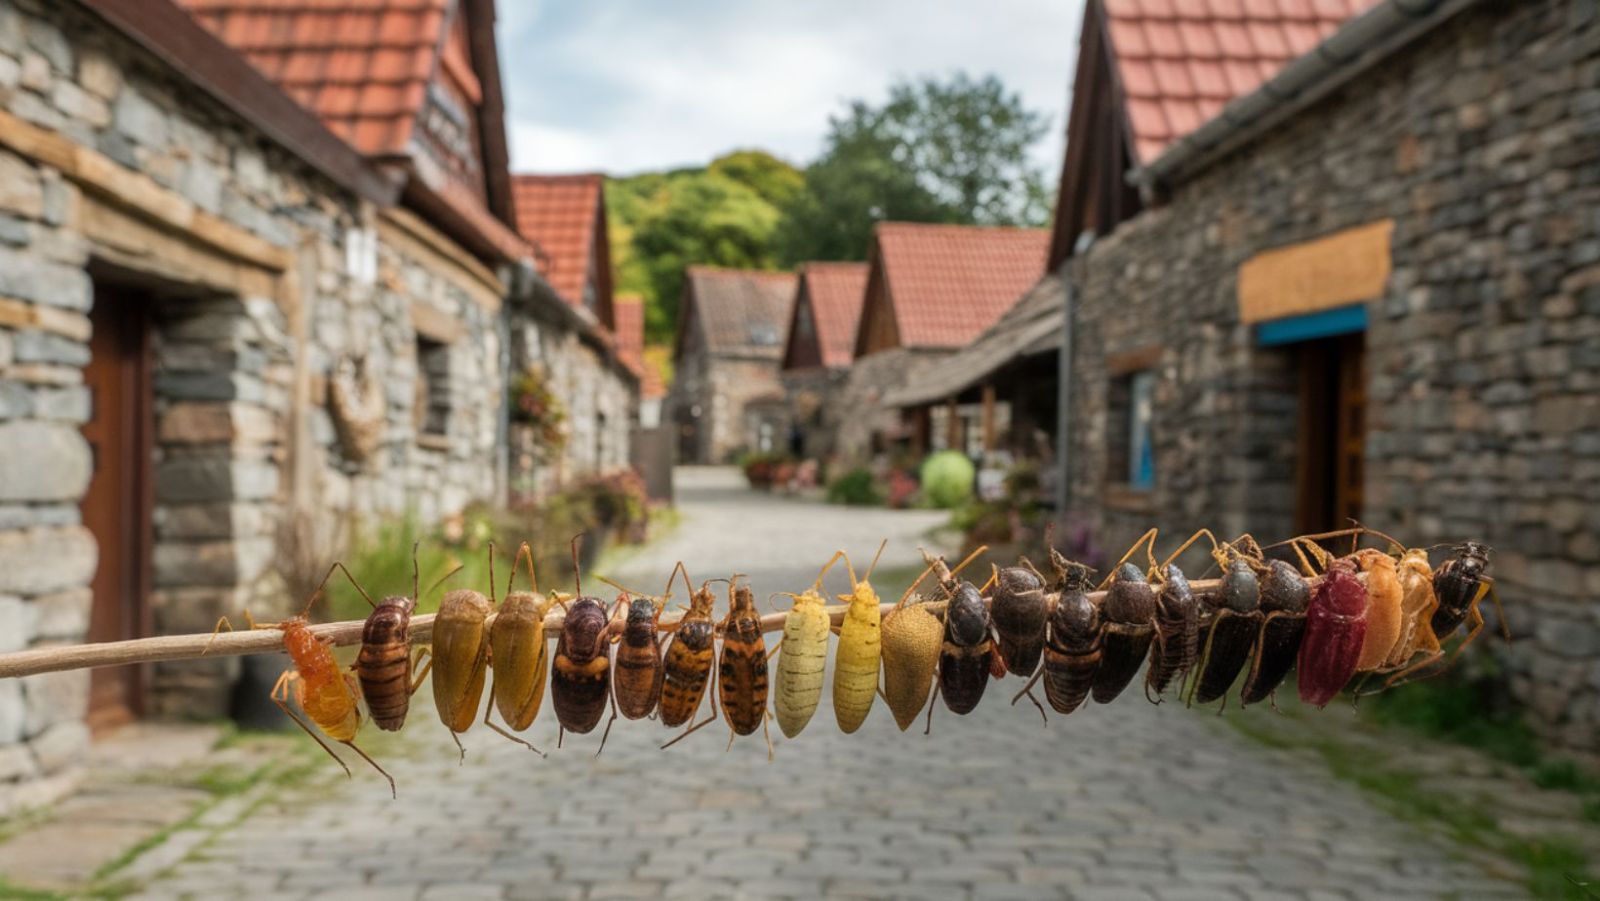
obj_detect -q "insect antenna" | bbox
[424,562,465,597]
[310,561,374,612]
[487,541,497,606]
[506,541,536,598]
[569,533,585,595]
[863,539,889,583]
[411,539,420,606]
[1098,528,1159,589]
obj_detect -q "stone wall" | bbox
[669,342,786,465]
[506,296,637,500]
[1061,0,1600,751]
[0,0,509,812]
[832,348,944,460]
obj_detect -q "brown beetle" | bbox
[1190,559,1262,707]
[1240,559,1310,707]
[717,578,773,758]
[1092,561,1156,704]
[658,566,720,748]
[989,561,1050,678]
[610,590,666,721]
[1143,562,1198,703]
[549,540,619,754]
[924,553,1003,733]
[483,542,551,755]
[341,545,431,732]
[1014,552,1099,716]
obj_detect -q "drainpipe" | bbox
[1053,275,1075,523]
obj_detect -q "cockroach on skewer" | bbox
[719,577,774,759]
[1239,559,1310,708]
[431,546,498,761]
[1013,550,1100,717]
[1143,560,1198,704]
[349,543,430,732]
[1091,530,1159,704]
[926,550,1005,734]
[880,547,983,732]
[602,571,670,722]
[549,537,620,755]
[989,558,1051,679]
[772,557,840,739]
[209,591,396,797]
[658,565,719,747]
[832,541,889,735]
[483,542,551,755]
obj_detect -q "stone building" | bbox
[669,267,796,464]
[507,173,638,500]
[779,261,867,461]
[0,0,561,813]
[1053,0,1600,751]
[837,222,1048,458]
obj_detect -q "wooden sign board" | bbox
[1237,220,1394,324]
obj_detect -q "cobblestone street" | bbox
[133,469,1519,900]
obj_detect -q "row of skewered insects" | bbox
[237,526,1499,797]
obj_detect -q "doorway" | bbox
[80,285,154,732]
[1294,332,1366,536]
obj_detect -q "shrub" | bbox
[739,451,792,489]
[920,450,975,509]
[826,466,881,506]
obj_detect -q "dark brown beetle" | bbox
[358,594,423,731]
[1143,563,1197,703]
[1240,559,1310,707]
[989,562,1050,678]
[658,565,719,744]
[549,541,618,753]
[611,592,666,720]
[1190,559,1262,706]
[718,579,773,758]
[927,578,1002,731]
[1092,562,1156,703]
[1430,540,1494,641]
[1014,552,1099,716]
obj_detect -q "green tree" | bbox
[607,151,802,341]
[778,72,1051,264]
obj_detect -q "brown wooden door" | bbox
[80,287,153,732]
[1294,333,1366,537]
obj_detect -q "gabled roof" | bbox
[1048,0,1376,268]
[179,0,524,263]
[858,223,1049,356]
[782,262,868,372]
[1106,0,1380,164]
[885,275,1066,408]
[511,173,613,328]
[675,267,797,362]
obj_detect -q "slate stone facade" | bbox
[1061,0,1600,752]
[0,0,514,813]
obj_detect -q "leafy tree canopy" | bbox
[608,150,799,342]
[778,72,1051,265]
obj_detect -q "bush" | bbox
[826,466,882,506]
[739,451,791,489]
[920,451,975,509]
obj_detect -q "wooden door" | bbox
[1294,333,1366,536]
[80,287,153,732]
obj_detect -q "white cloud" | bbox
[497,1,1084,177]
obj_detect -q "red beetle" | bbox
[1296,559,1368,707]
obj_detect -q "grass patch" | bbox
[323,517,497,622]
[0,878,68,900]
[1362,663,1541,769]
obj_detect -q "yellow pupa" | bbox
[832,541,888,734]
[880,546,987,732]
[772,557,839,739]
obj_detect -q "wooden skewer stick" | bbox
[0,573,1351,681]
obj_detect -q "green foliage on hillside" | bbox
[608,149,800,343]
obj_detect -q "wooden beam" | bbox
[944,397,960,450]
[981,383,997,452]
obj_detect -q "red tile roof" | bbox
[511,174,605,312]
[796,262,868,369]
[178,0,449,157]
[1104,0,1380,163]
[873,223,1050,350]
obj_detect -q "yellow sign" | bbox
[1237,220,1394,324]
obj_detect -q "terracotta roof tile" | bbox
[874,222,1050,350]
[1104,0,1380,162]
[613,294,662,396]
[681,268,797,358]
[510,174,606,313]
[797,262,869,369]
[176,0,450,157]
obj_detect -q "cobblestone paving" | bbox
[134,469,1519,900]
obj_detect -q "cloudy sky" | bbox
[496,1,1084,178]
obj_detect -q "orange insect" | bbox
[211,589,394,797]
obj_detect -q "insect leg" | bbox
[1156,529,1221,577]
[1010,665,1046,706]
[1019,686,1047,725]
[1098,528,1159,589]
[594,684,619,758]
[271,671,351,780]
[340,740,397,799]
[761,709,774,763]
[923,679,941,736]
[203,616,235,655]
[407,648,433,696]
[1486,581,1511,643]
[448,729,466,764]
[483,693,546,757]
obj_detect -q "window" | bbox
[1107,369,1156,490]
[415,337,451,440]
